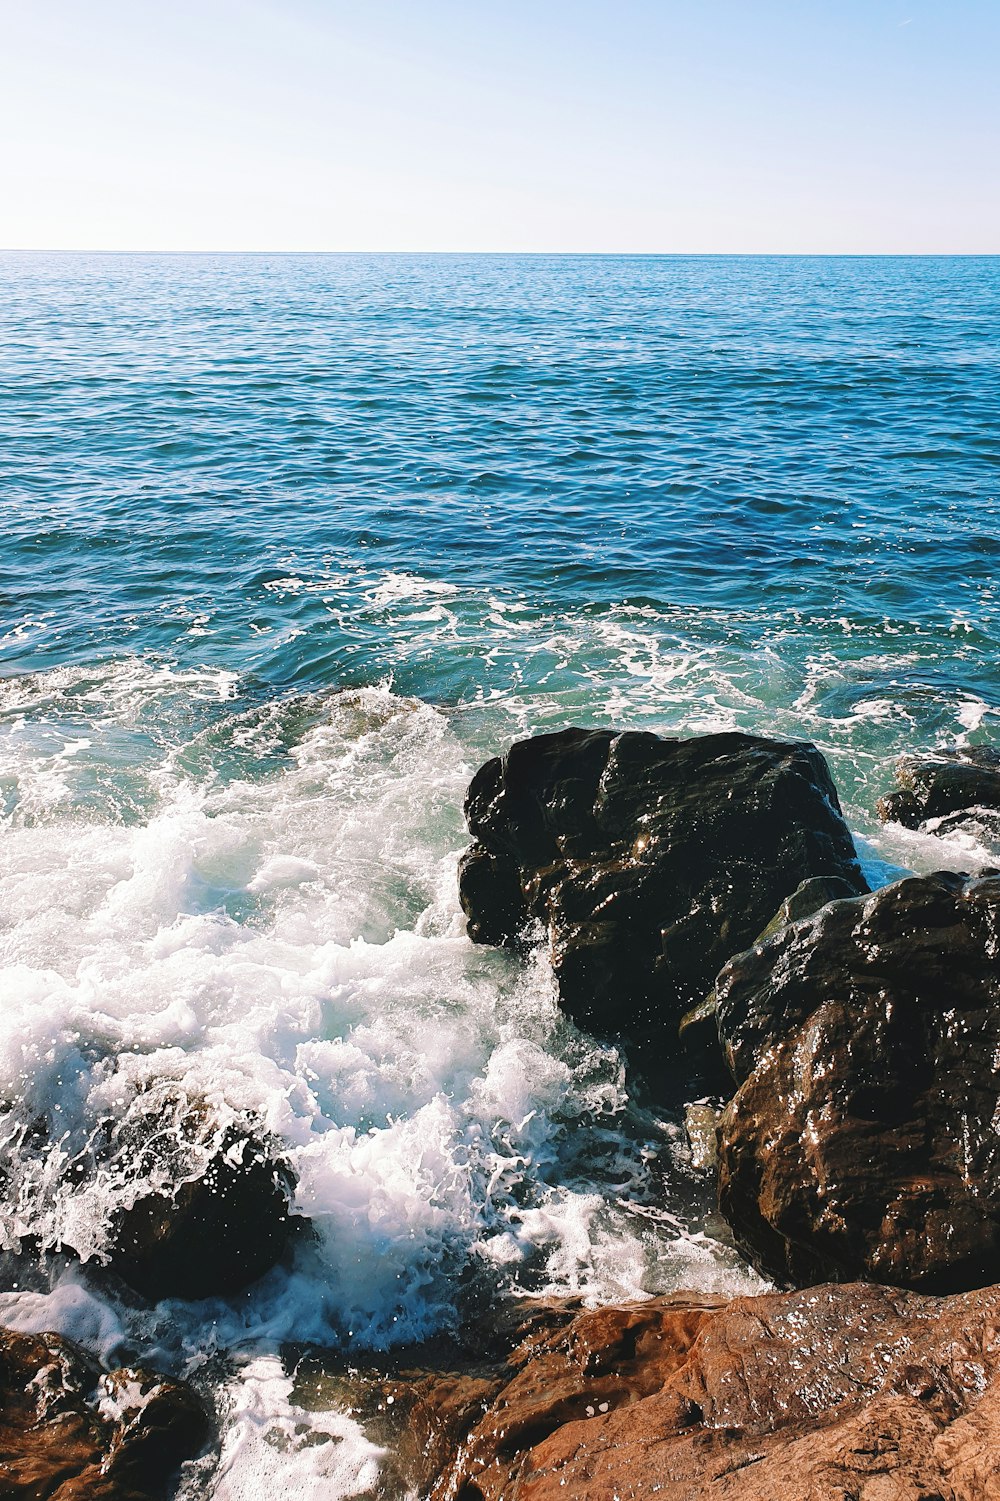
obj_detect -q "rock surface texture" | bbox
[0,1326,209,1500]
[716,872,1000,1291]
[367,1283,1000,1501]
[459,729,867,1039]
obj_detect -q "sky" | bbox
[0,0,997,253]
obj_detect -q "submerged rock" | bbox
[0,1326,209,1499]
[1,1088,300,1302]
[716,872,1000,1291]
[459,729,867,1043]
[291,1300,585,1500]
[108,1118,298,1302]
[683,1102,719,1170]
[878,746,1000,829]
[405,1282,1000,1500]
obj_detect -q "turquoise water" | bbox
[1,254,999,1495]
[5,254,999,784]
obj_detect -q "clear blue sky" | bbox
[1,0,997,252]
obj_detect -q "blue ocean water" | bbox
[1,254,999,1495]
[4,254,999,804]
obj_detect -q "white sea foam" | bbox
[188,1357,385,1501]
[0,1267,129,1365]
[956,695,996,738]
[861,815,1000,878]
[3,651,991,1497]
[1,665,762,1496]
[368,572,460,609]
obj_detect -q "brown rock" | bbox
[715,872,1000,1291]
[0,1325,209,1500]
[426,1282,1000,1501]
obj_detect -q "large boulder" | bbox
[0,1326,209,1499]
[459,729,867,1040]
[365,1283,1000,1500]
[716,872,1000,1291]
[878,746,1000,829]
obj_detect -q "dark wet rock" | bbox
[716,872,1000,1291]
[675,990,721,1058]
[747,871,862,943]
[457,842,528,948]
[108,1120,298,1302]
[678,873,861,1063]
[1,1089,301,1303]
[878,746,1000,829]
[409,1282,1000,1500]
[0,1325,210,1499]
[459,729,867,1043]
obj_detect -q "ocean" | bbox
[2,252,999,1497]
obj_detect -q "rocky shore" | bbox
[331,1282,1000,1500]
[4,729,1000,1498]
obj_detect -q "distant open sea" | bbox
[2,254,999,1496]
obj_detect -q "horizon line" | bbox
[2,247,999,258]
